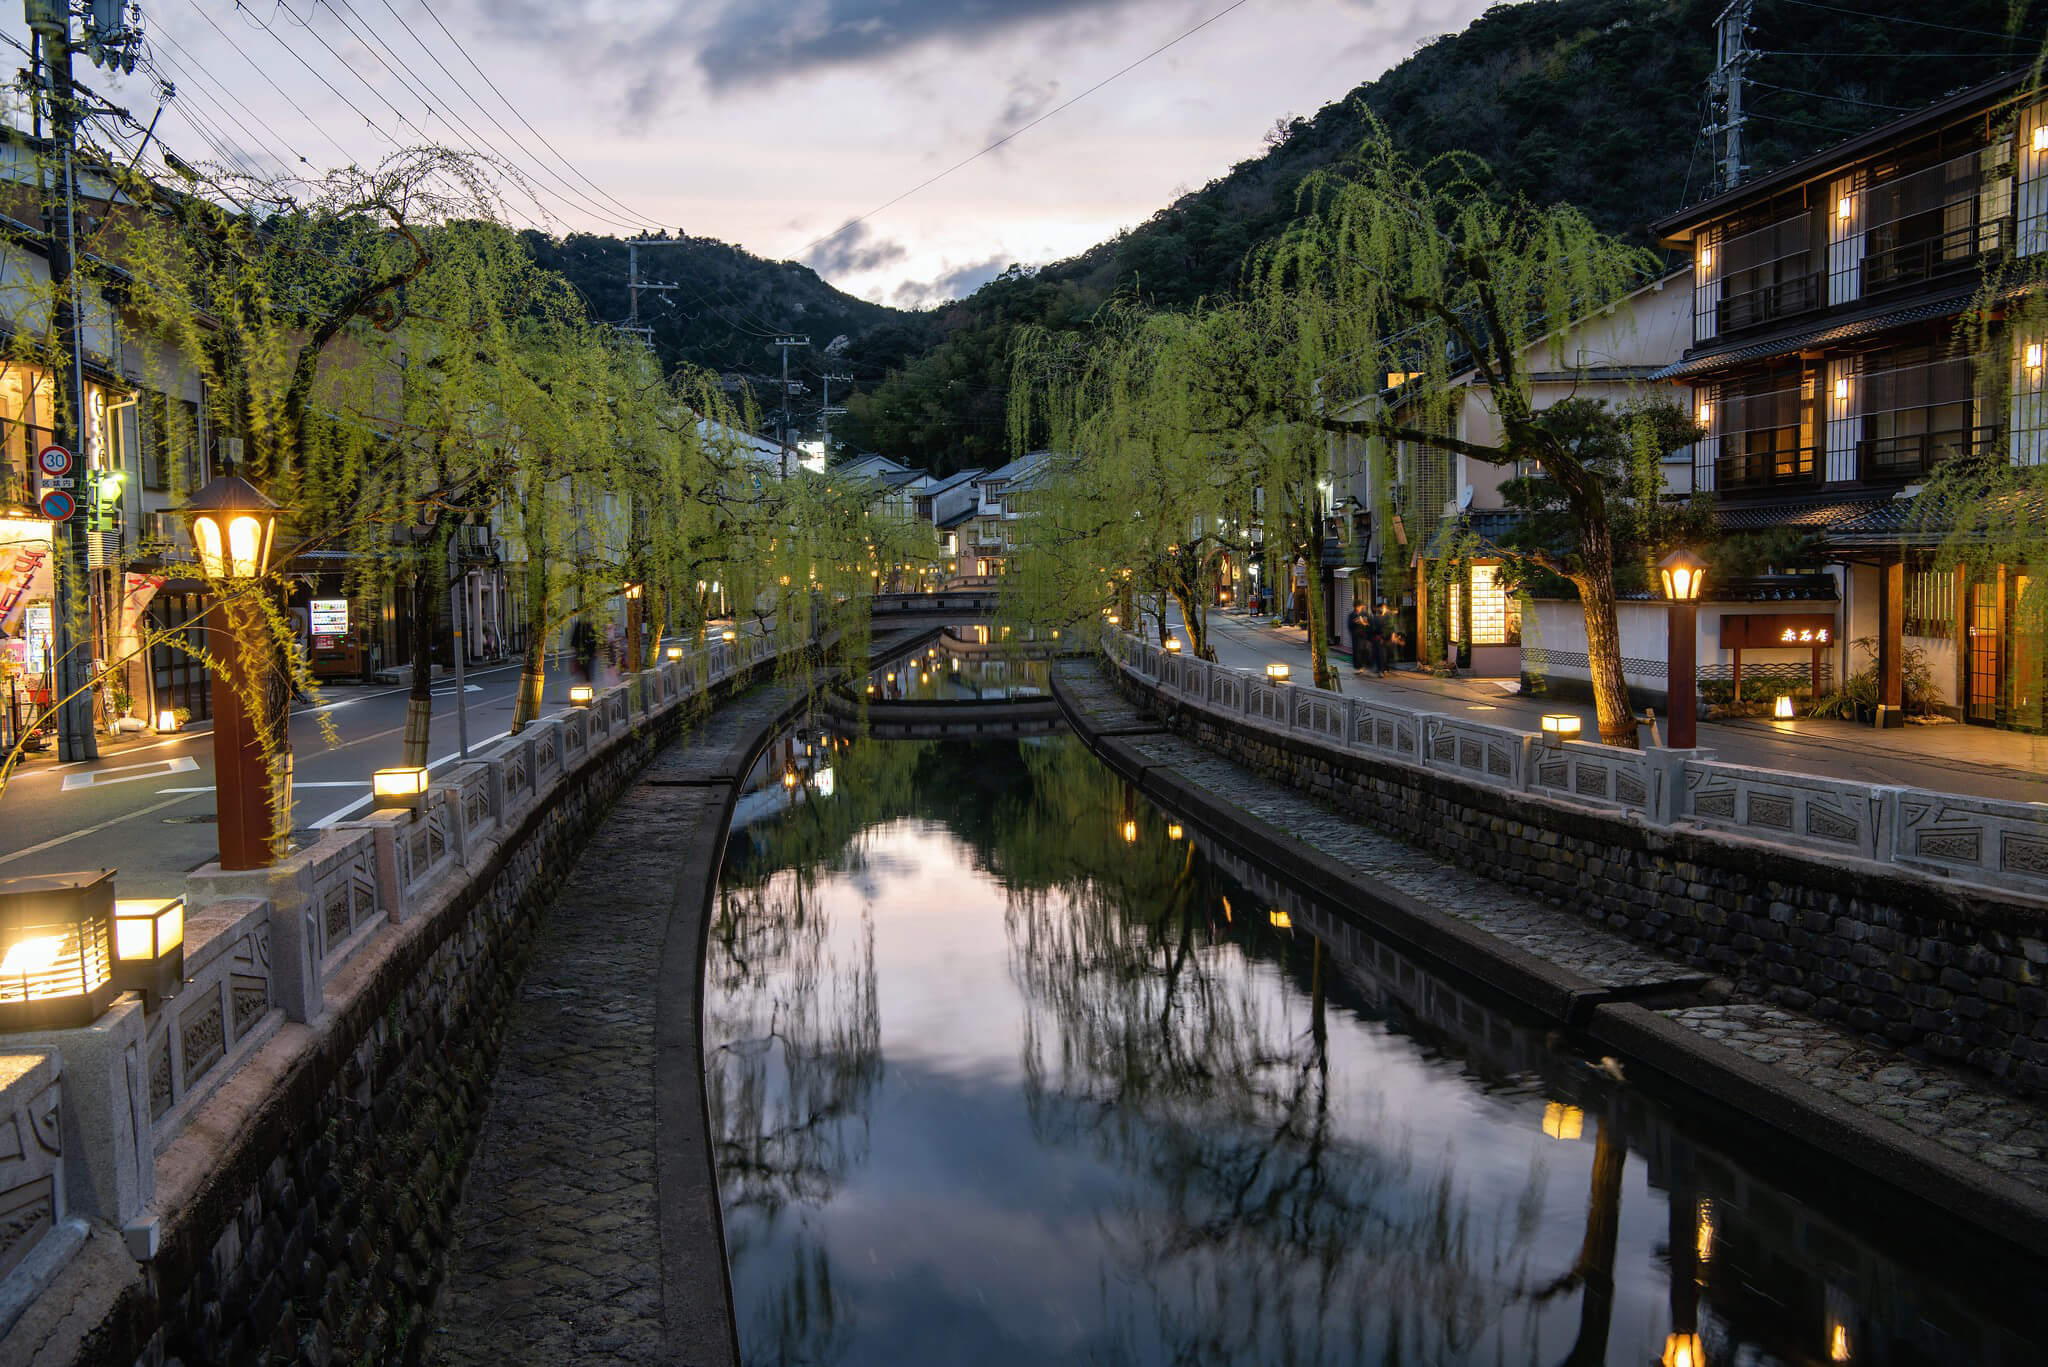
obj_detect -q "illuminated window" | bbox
[1467,563,1519,646]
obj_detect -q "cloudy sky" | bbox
[22,0,1493,309]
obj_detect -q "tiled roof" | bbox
[1650,292,1977,381]
[1825,486,2048,546]
[1712,492,1893,532]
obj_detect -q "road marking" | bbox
[310,729,512,829]
[156,781,369,794]
[60,756,199,791]
[0,792,203,867]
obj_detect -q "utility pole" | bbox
[820,371,852,463]
[1706,0,1754,194]
[27,1,94,760]
[621,236,676,347]
[774,336,809,477]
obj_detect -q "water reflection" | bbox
[707,734,2048,1366]
[855,630,1054,702]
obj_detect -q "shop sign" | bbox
[1719,612,1836,649]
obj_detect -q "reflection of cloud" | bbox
[891,256,1010,309]
[805,220,911,277]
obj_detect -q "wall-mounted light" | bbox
[568,684,595,708]
[372,765,430,815]
[1834,376,1850,401]
[2034,124,2048,153]
[1268,909,1292,929]
[113,896,184,1007]
[0,871,119,1030]
[1167,824,1184,840]
[1836,194,1854,219]
[1696,400,1712,426]
[1698,244,1713,271]
[1540,714,1582,748]
[2027,342,2043,372]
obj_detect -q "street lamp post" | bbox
[623,581,644,673]
[1659,548,1707,750]
[180,475,284,870]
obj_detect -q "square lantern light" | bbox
[666,646,684,662]
[1541,1102,1584,1141]
[372,765,430,815]
[156,708,179,733]
[568,683,595,708]
[1265,662,1292,683]
[1540,714,1582,748]
[1167,823,1184,840]
[1164,637,1183,653]
[721,629,738,642]
[1775,694,1796,720]
[113,896,185,1007]
[0,871,120,1030]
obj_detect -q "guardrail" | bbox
[1104,627,2048,899]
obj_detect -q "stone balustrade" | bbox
[1107,628,2048,898]
[0,635,817,1339]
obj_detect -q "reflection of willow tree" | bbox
[1523,1109,1627,1367]
[1000,746,1541,1364]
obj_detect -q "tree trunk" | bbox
[1573,511,1638,748]
[511,505,547,733]
[401,520,450,767]
[1304,529,1334,690]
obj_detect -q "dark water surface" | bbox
[707,735,2045,1367]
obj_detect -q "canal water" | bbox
[706,733,2046,1367]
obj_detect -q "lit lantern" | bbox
[721,629,738,642]
[666,646,684,662]
[113,896,185,1006]
[1695,1199,1715,1263]
[920,672,930,685]
[1167,824,1184,840]
[371,765,430,814]
[1541,1102,1584,1140]
[886,672,896,684]
[155,708,179,733]
[1661,1333,1704,1367]
[782,767,798,790]
[1120,818,1138,844]
[568,684,595,708]
[1265,662,1291,683]
[1658,548,1707,603]
[179,474,280,581]
[1836,194,1853,219]
[865,684,876,695]
[1268,909,1292,929]
[623,581,643,600]
[1540,714,1582,748]
[1830,1322,1850,1362]
[1775,694,1795,720]
[0,871,119,1030]
[1106,614,1120,627]
[1163,637,1183,653]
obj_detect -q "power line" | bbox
[232,0,406,150]
[150,26,309,168]
[1746,77,1917,112]
[1769,0,2028,45]
[412,0,651,225]
[178,0,353,164]
[796,0,1257,260]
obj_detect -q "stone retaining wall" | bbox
[1106,658,2048,1094]
[0,632,818,1367]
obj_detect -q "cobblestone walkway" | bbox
[1059,659,2048,1199]
[428,682,809,1366]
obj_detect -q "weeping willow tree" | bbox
[1009,302,1270,666]
[1252,120,1666,743]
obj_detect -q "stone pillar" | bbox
[11,1001,151,1225]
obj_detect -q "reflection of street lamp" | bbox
[1659,548,1707,750]
[179,475,284,870]
[1120,818,1138,844]
[1661,1334,1704,1367]
[1540,1101,1584,1140]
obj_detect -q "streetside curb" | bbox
[1051,667,1608,1024]
[1588,1001,2048,1260]
[1055,658,2048,1261]
[654,627,944,1367]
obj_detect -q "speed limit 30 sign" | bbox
[37,444,72,477]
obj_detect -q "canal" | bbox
[705,730,2047,1366]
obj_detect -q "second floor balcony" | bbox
[1711,443,1821,494]
[1857,423,2004,482]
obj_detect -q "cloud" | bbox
[692,0,1132,92]
[988,76,1062,147]
[890,255,1010,309]
[803,220,911,277]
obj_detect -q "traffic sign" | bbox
[39,488,75,521]
[36,445,71,477]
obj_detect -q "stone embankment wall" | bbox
[0,630,816,1367]
[1105,647,2048,1093]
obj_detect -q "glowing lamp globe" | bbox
[1163,637,1183,653]
[179,474,279,581]
[1658,547,1708,603]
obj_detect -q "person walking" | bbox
[1369,600,1399,678]
[571,618,598,683]
[1347,601,1372,676]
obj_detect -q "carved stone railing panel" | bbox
[1246,679,1289,728]
[561,707,590,759]
[1349,698,1421,761]
[1420,715,1527,788]
[453,761,497,843]
[1529,741,1658,815]
[143,900,278,1150]
[307,828,384,975]
[1209,667,1245,714]
[0,1050,64,1291]
[1892,790,2048,894]
[1289,688,1348,744]
[1680,761,1890,860]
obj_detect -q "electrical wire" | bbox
[1745,77,1918,112]
[796,0,1256,261]
[232,0,406,150]
[150,26,309,169]
[142,41,293,177]
[177,0,353,164]
[1769,0,2030,45]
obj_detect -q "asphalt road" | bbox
[0,660,586,898]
